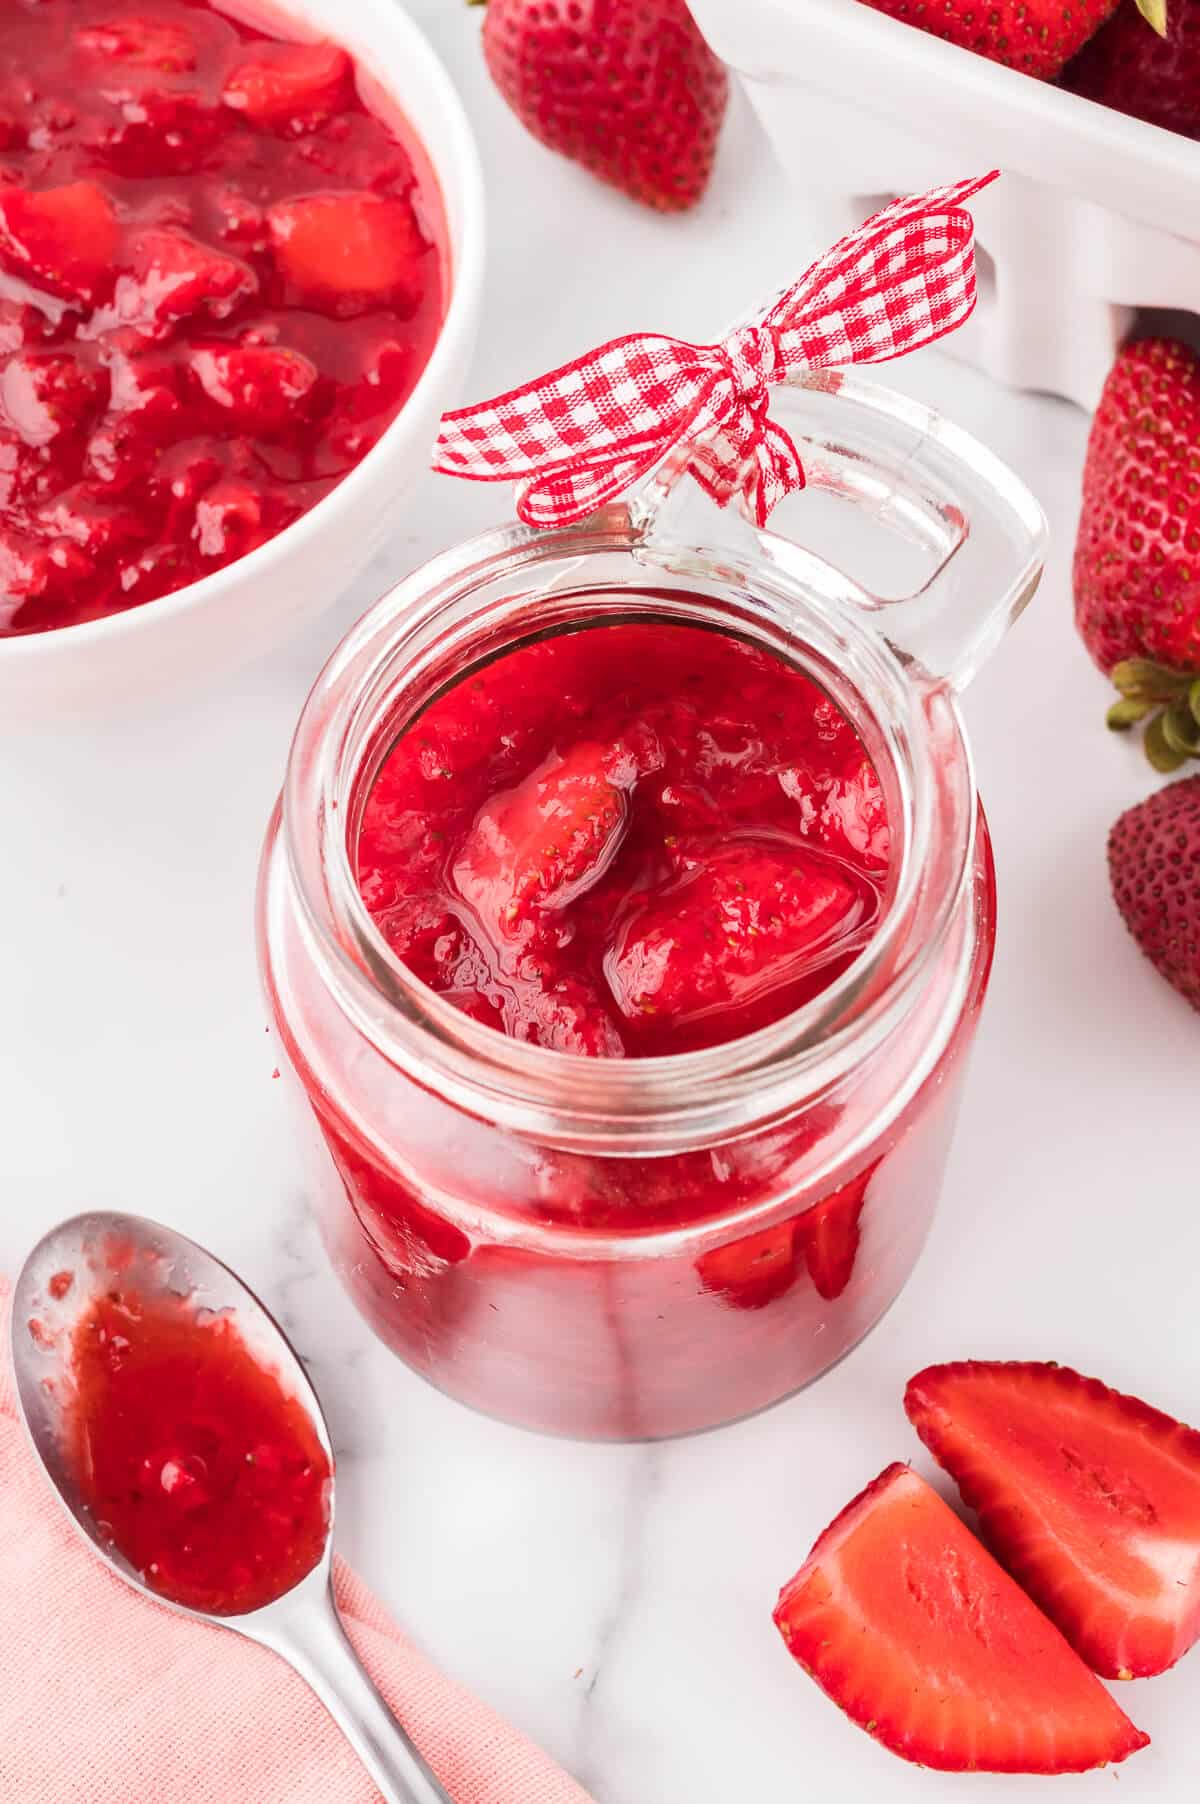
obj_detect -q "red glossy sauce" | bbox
[0,0,447,635]
[64,1285,331,1615]
[357,619,891,1057]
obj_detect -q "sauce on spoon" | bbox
[63,1284,331,1616]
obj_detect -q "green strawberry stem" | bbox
[1106,660,1200,771]
[1133,0,1168,35]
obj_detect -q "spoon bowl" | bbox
[11,1210,452,1804]
[12,1209,333,1616]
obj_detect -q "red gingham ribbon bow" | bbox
[433,173,997,530]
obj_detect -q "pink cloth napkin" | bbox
[0,1281,593,1804]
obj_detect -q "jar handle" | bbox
[630,367,1047,694]
[771,369,1047,692]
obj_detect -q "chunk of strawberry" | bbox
[116,541,193,603]
[817,754,890,870]
[0,351,108,447]
[0,301,30,356]
[91,89,222,177]
[192,480,272,559]
[0,526,95,627]
[36,486,148,560]
[606,840,869,1039]
[453,741,635,941]
[76,16,198,70]
[159,444,223,535]
[905,1360,1200,1679]
[188,342,319,432]
[109,228,257,332]
[312,410,386,476]
[773,1464,1148,1774]
[209,185,266,249]
[83,355,183,488]
[0,182,119,305]
[267,190,428,316]
[802,1166,872,1301]
[193,483,294,559]
[222,42,351,134]
[508,973,625,1057]
[0,430,38,510]
[697,1219,799,1310]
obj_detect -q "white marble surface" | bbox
[2,11,1199,1801]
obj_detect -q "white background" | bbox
[2,9,1197,1799]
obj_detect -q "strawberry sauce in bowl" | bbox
[0,0,482,717]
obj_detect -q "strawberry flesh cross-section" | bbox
[906,1358,1200,1677]
[773,1463,1149,1774]
[453,741,637,944]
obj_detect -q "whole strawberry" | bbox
[1109,775,1200,1012]
[480,0,728,212]
[1063,0,1200,138]
[1075,338,1200,771]
[856,0,1117,80]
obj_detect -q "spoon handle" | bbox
[261,1578,455,1804]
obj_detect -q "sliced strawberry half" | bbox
[606,839,871,1040]
[697,1219,800,1311]
[0,182,119,305]
[802,1165,872,1301]
[905,1359,1200,1678]
[773,1463,1148,1774]
[453,740,635,942]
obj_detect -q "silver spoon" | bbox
[11,1210,453,1804]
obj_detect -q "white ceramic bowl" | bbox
[0,0,484,725]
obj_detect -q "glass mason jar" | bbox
[258,371,1046,1440]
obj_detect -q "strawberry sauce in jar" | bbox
[357,623,889,1060]
[261,541,1015,1441]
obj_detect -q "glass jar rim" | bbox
[280,504,978,1151]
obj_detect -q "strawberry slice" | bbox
[267,190,428,316]
[606,840,869,1039]
[773,1464,1148,1774]
[0,182,119,305]
[453,741,635,941]
[188,343,319,432]
[222,41,352,133]
[905,1360,1200,1679]
[697,1219,799,1310]
[802,1166,872,1301]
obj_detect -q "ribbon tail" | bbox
[762,172,998,376]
